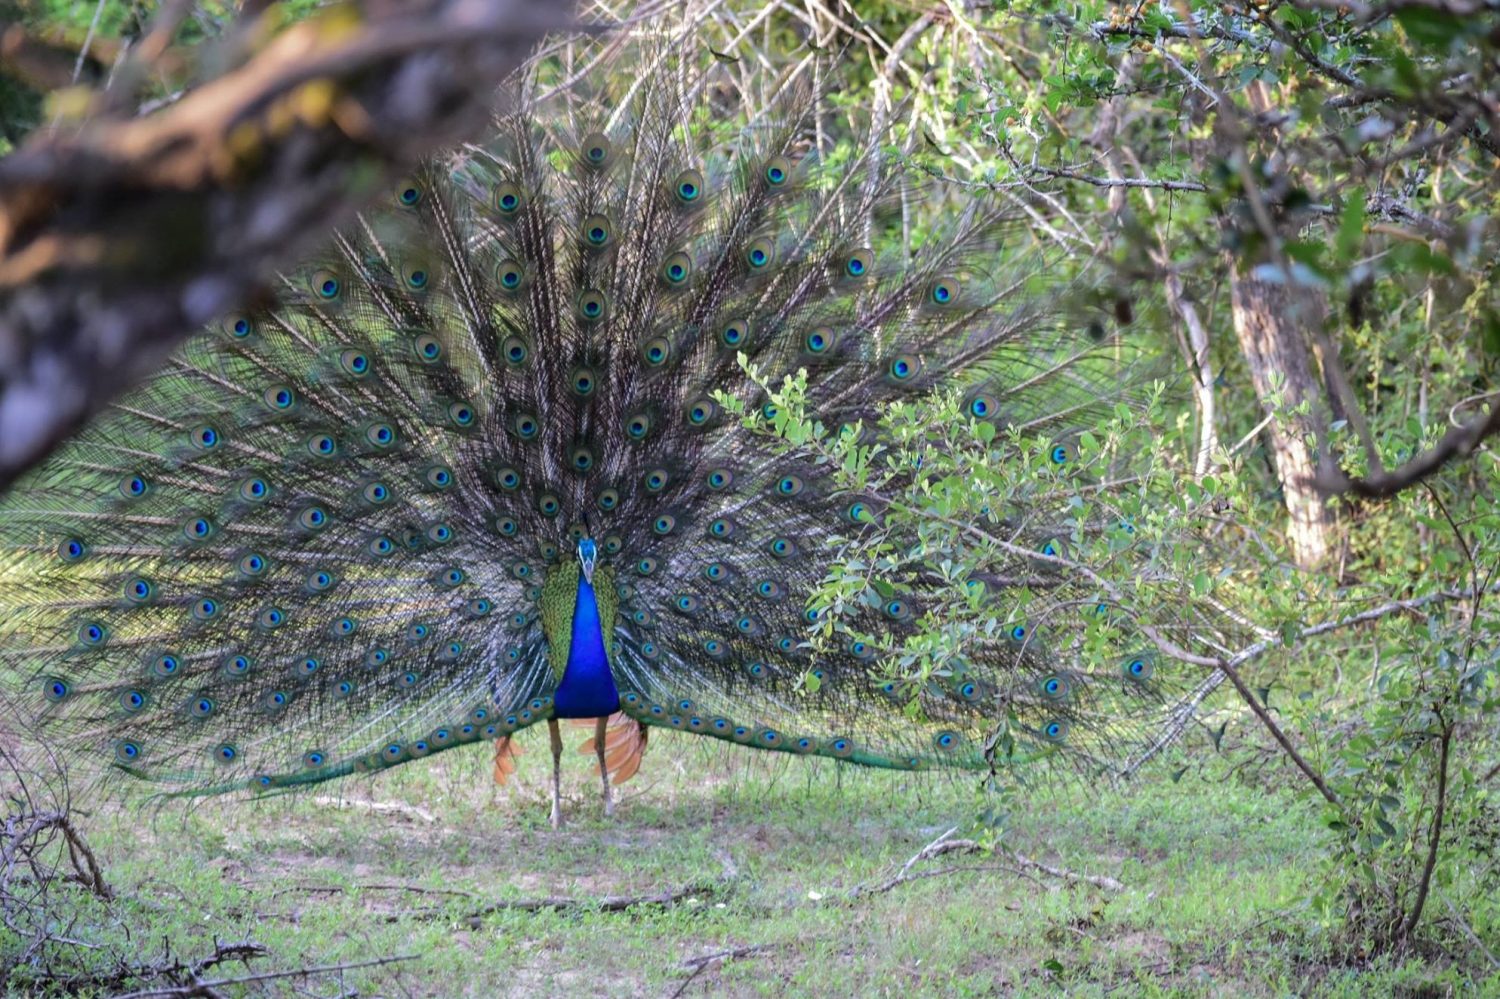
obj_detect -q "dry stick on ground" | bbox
[849,825,1124,899]
[25,939,273,996]
[108,951,419,999]
[671,945,779,998]
[392,882,722,926]
[0,0,578,493]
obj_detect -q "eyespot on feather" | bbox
[493,181,525,215]
[672,168,704,205]
[580,131,612,168]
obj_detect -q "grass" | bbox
[3,732,1496,998]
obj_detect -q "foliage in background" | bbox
[716,0,1500,968]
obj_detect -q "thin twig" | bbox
[671,944,777,997]
[396,883,718,924]
[109,952,418,998]
[849,826,1123,898]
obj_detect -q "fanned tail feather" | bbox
[0,33,1193,803]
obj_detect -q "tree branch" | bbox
[1319,400,1500,498]
[0,0,578,494]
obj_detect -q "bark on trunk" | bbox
[1228,270,1333,568]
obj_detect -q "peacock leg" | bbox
[594,716,613,817]
[547,718,564,829]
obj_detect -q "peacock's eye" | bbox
[448,402,476,428]
[764,155,791,188]
[928,276,960,305]
[582,214,612,248]
[335,350,369,378]
[496,259,524,291]
[577,289,609,321]
[494,182,524,215]
[403,263,430,290]
[264,385,296,410]
[223,314,254,339]
[662,252,693,286]
[581,132,611,166]
[887,354,920,382]
[311,270,342,301]
[745,237,775,270]
[720,318,750,348]
[686,398,717,426]
[672,169,704,205]
[642,337,671,367]
[804,326,835,355]
[844,248,873,278]
[190,425,220,450]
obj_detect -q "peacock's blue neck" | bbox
[552,573,621,719]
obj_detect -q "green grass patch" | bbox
[2,734,1496,997]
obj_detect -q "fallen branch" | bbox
[395,882,722,925]
[23,938,271,996]
[671,943,777,998]
[1009,849,1125,893]
[679,944,777,971]
[849,826,1123,898]
[108,951,418,999]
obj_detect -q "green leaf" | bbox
[1395,8,1465,49]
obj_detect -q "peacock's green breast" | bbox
[539,560,617,681]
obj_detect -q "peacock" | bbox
[0,36,1184,828]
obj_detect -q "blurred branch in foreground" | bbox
[0,0,577,494]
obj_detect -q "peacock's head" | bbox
[576,537,598,584]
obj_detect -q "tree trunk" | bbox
[1227,270,1333,568]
